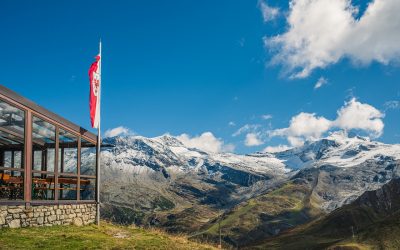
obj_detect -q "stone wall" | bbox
[0,204,96,229]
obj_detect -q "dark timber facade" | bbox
[0,85,98,227]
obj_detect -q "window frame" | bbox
[0,98,26,201]
[0,93,97,206]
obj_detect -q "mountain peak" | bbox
[326,130,370,143]
[153,134,185,147]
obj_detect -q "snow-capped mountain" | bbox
[270,131,400,169]
[86,131,400,229]
[271,131,400,211]
[95,134,291,226]
[101,134,290,178]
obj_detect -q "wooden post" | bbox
[77,137,81,200]
[24,110,32,207]
[54,127,59,201]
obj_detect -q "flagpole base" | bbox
[96,202,101,226]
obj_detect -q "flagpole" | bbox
[96,40,102,226]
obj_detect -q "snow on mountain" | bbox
[90,131,400,222]
[260,131,400,170]
[95,134,292,222]
[100,134,290,179]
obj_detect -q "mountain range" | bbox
[83,131,400,248]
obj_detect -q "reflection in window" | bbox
[32,116,55,172]
[58,175,77,200]
[32,173,55,200]
[33,151,42,171]
[80,178,95,200]
[3,151,11,168]
[2,151,23,169]
[59,129,77,174]
[81,139,96,176]
[14,151,22,168]
[0,99,25,200]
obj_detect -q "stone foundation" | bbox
[0,204,96,229]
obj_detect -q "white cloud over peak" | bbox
[259,1,280,22]
[334,98,384,137]
[314,77,328,89]
[270,112,332,141]
[265,0,400,78]
[245,133,264,146]
[104,126,132,137]
[177,132,235,153]
[269,98,384,146]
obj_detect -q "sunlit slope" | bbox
[0,222,216,250]
[196,180,323,247]
[249,178,400,250]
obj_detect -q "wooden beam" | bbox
[0,85,97,142]
[24,110,32,205]
[77,137,81,200]
[54,126,59,202]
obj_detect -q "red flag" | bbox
[89,55,101,128]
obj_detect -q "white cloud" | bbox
[334,98,384,138]
[261,114,273,120]
[314,77,328,89]
[269,98,384,146]
[259,1,280,22]
[104,126,132,137]
[270,112,332,143]
[265,0,400,78]
[232,124,261,137]
[384,100,400,110]
[228,121,236,126]
[177,132,234,153]
[245,133,264,146]
[263,145,292,153]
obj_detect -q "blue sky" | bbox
[1,0,399,154]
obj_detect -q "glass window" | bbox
[58,175,77,200]
[14,151,22,168]
[58,129,78,174]
[31,116,56,200]
[32,116,55,172]
[81,138,96,176]
[80,178,95,200]
[33,151,42,171]
[0,99,25,201]
[32,173,55,200]
[3,151,12,168]
[0,171,24,200]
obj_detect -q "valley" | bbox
[84,131,400,248]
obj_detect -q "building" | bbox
[0,85,98,228]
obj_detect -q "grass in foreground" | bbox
[0,221,217,250]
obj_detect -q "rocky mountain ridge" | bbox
[81,131,400,246]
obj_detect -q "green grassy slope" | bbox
[247,210,400,250]
[0,222,216,250]
[248,179,400,250]
[196,181,322,247]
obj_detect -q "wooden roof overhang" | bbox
[0,84,97,144]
